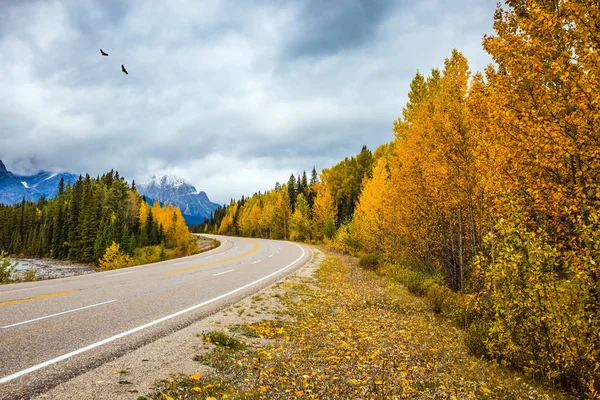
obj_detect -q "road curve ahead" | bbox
[0,235,312,399]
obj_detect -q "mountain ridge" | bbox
[138,174,219,224]
[0,160,219,224]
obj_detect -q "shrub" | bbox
[464,321,490,359]
[358,252,379,270]
[450,299,480,330]
[426,283,456,314]
[21,267,38,282]
[405,270,435,296]
[0,251,17,284]
[471,209,600,395]
[201,331,247,351]
[98,242,132,271]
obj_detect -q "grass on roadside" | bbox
[146,251,571,399]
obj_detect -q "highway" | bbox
[0,235,312,399]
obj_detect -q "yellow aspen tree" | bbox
[352,158,389,254]
[311,183,337,241]
[289,194,311,242]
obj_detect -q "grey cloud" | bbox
[0,0,498,204]
[283,0,398,59]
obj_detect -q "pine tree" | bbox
[310,167,318,186]
[287,174,297,212]
[67,176,84,260]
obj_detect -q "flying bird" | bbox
[100,49,108,56]
[121,64,129,75]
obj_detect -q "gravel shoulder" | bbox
[33,246,323,400]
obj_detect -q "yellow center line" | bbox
[166,240,261,274]
[0,290,77,307]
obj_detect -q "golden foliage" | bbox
[311,183,337,241]
[98,241,132,271]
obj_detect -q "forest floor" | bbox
[141,249,571,400]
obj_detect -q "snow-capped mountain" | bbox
[138,174,220,223]
[0,161,219,225]
[0,160,78,204]
[14,171,79,200]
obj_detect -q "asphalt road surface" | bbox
[0,235,312,399]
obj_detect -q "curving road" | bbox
[0,235,312,400]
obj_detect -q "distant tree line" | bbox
[191,146,374,242]
[0,170,193,264]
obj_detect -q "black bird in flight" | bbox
[100,49,108,56]
[121,64,129,75]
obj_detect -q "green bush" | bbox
[405,270,435,296]
[450,301,480,330]
[0,251,17,284]
[464,321,490,359]
[358,252,379,270]
[426,283,456,314]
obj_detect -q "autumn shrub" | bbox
[98,242,132,271]
[404,270,435,296]
[130,245,163,266]
[425,282,456,314]
[21,267,38,282]
[470,209,600,395]
[0,251,17,284]
[329,223,359,255]
[464,321,490,359]
[450,299,480,331]
[358,252,379,270]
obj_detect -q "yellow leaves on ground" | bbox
[190,373,201,381]
[147,253,565,399]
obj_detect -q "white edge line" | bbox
[213,269,235,276]
[1,300,117,329]
[104,271,137,277]
[0,242,307,384]
[0,286,43,295]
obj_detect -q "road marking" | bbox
[104,271,137,277]
[251,260,261,264]
[0,242,306,385]
[204,255,215,259]
[1,300,117,329]
[173,261,188,266]
[0,286,44,294]
[213,269,234,276]
[0,290,77,307]
[268,254,275,258]
[166,240,260,274]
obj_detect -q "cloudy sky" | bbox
[0,0,498,205]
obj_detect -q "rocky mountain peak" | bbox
[137,174,219,222]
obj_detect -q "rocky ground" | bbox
[10,236,219,282]
[12,258,96,280]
